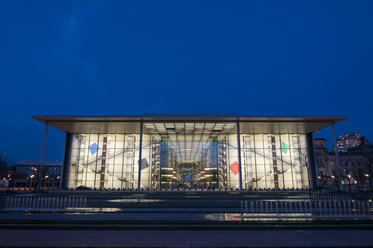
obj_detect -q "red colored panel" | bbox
[230,161,239,175]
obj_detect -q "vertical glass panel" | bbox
[140,122,238,190]
[67,122,141,189]
[239,122,311,190]
[241,135,255,189]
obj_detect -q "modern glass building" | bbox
[32,114,347,190]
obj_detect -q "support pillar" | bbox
[237,121,243,191]
[332,122,343,191]
[61,133,72,189]
[307,133,318,190]
[137,121,143,191]
[37,122,48,191]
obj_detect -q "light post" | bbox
[365,174,372,200]
[317,176,322,193]
[347,174,352,195]
[33,168,38,190]
[44,175,49,190]
[56,176,60,189]
[30,175,35,189]
[31,168,37,190]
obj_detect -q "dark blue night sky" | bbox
[0,0,372,163]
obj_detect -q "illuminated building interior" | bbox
[32,114,348,190]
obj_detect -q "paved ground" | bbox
[1,229,373,247]
[1,191,372,247]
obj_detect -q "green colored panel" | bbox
[281,142,289,154]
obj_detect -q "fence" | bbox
[5,196,87,210]
[122,194,145,199]
[284,194,351,201]
[240,199,373,217]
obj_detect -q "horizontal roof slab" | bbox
[32,114,348,134]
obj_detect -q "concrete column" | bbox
[61,133,72,189]
[307,133,318,190]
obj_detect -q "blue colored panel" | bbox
[89,143,99,155]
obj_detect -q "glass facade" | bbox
[140,122,239,190]
[240,132,309,189]
[68,133,140,189]
[67,121,311,190]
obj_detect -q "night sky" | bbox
[0,0,372,164]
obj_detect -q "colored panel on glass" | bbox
[281,142,289,154]
[140,158,149,170]
[89,143,99,155]
[230,161,239,175]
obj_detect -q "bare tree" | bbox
[352,165,367,191]
[296,147,312,195]
[330,167,341,191]
[342,162,353,194]
[359,144,373,194]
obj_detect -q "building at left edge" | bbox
[32,114,348,191]
[11,160,62,188]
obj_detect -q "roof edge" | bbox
[32,114,349,123]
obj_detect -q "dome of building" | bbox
[335,133,370,152]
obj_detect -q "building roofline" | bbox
[31,114,348,134]
[32,114,348,123]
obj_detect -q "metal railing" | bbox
[240,199,373,217]
[284,194,351,201]
[5,196,87,210]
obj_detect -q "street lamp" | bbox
[56,176,61,189]
[347,174,352,194]
[365,174,372,200]
[317,176,322,194]
[317,176,322,184]
[33,168,38,190]
[43,175,49,189]
[331,175,339,191]
[30,175,35,189]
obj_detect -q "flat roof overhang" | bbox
[32,114,348,134]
